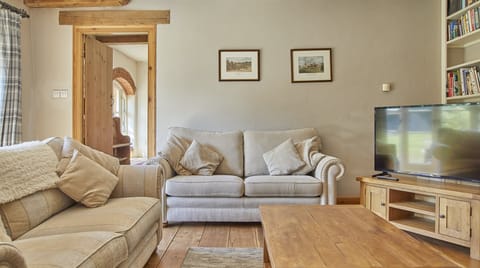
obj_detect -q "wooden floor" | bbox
[145,223,480,268]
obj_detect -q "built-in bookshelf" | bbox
[442,0,480,103]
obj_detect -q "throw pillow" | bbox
[56,150,119,208]
[263,138,305,176]
[293,136,323,175]
[56,137,120,176]
[158,134,192,175]
[179,140,224,176]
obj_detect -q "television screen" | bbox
[375,103,480,182]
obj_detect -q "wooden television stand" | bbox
[357,175,480,260]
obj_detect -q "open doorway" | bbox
[72,25,156,159]
[109,42,149,162]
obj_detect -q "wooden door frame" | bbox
[73,25,156,157]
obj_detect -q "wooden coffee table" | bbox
[260,205,459,267]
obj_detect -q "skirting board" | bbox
[336,196,360,204]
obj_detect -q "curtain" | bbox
[0,9,22,146]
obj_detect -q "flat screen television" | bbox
[374,103,480,182]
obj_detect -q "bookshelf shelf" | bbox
[446,58,480,70]
[447,29,480,48]
[446,93,480,101]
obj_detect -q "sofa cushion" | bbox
[43,136,64,161]
[166,175,244,197]
[168,127,244,177]
[18,197,161,253]
[244,128,320,176]
[263,138,305,175]
[244,175,322,197]
[158,134,192,175]
[180,140,224,176]
[56,150,119,208]
[0,189,74,240]
[57,137,120,176]
[14,231,128,268]
[293,136,323,175]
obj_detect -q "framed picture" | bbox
[219,49,260,81]
[290,48,332,83]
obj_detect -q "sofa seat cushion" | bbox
[18,197,161,252]
[14,231,128,268]
[166,175,244,197]
[244,175,322,197]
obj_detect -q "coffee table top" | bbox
[260,205,459,268]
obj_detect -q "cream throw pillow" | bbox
[158,134,192,176]
[56,150,119,208]
[56,137,120,176]
[263,138,305,175]
[292,136,323,175]
[179,140,224,176]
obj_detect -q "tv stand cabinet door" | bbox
[438,197,471,241]
[365,185,387,219]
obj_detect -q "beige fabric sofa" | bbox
[157,127,345,223]
[0,137,162,268]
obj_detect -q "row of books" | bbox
[448,0,478,15]
[447,7,480,41]
[446,66,480,97]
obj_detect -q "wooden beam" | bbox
[59,10,170,25]
[95,34,148,44]
[24,0,129,8]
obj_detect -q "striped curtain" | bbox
[0,9,22,146]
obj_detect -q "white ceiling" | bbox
[109,44,148,63]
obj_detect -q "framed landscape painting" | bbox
[219,49,260,81]
[291,48,332,83]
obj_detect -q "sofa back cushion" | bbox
[244,128,320,176]
[168,127,244,177]
[0,189,74,240]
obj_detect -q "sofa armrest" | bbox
[313,153,345,205]
[0,243,27,268]
[135,156,175,224]
[111,165,163,199]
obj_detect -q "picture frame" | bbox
[290,48,332,83]
[219,49,260,81]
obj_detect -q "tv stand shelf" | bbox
[357,176,480,260]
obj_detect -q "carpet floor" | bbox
[181,247,263,268]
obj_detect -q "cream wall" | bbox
[23,0,441,196]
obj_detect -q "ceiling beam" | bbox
[59,10,170,25]
[95,35,148,44]
[24,0,130,8]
